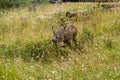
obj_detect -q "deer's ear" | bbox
[52,26,55,34]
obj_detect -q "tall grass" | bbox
[0,2,120,80]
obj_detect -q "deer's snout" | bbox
[52,36,57,43]
[59,42,65,47]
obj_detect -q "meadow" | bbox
[0,2,120,80]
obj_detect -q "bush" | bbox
[0,0,48,9]
[0,0,29,8]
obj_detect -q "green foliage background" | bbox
[0,0,48,9]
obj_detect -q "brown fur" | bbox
[52,24,77,47]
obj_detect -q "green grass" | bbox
[0,2,120,80]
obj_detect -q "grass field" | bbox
[0,2,120,80]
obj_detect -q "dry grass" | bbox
[0,2,120,80]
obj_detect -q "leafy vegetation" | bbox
[0,2,120,80]
[0,0,48,9]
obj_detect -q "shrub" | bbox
[0,0,48,9]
